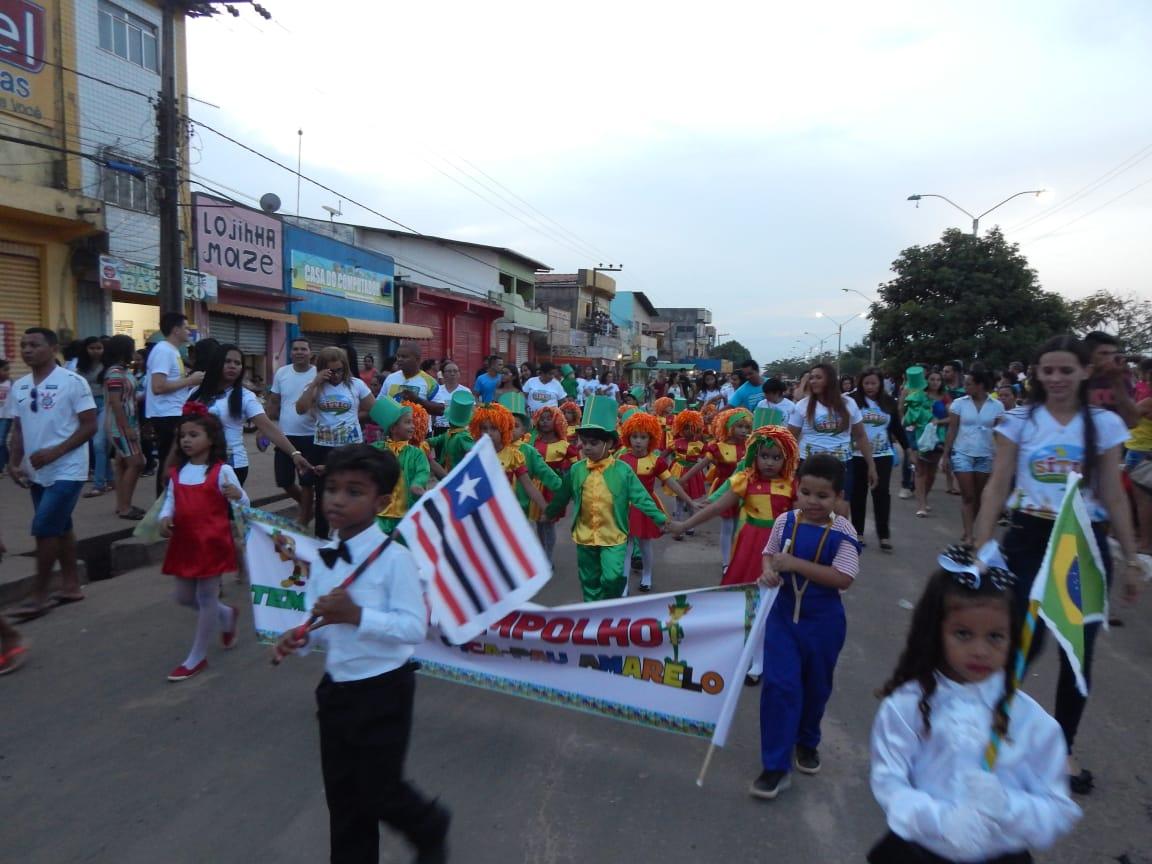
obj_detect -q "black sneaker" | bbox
[744,673,761,687]
[794,745,821,775]
[749,770,791,800]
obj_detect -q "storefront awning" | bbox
[211,303,297,324]
[299,311,433,340]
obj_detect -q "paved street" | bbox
[2,465,1151,864]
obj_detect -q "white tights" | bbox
[629,538,654,588]
[174,577,232,669]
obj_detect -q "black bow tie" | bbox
[319,542,353,568]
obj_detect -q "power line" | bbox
[1019,175,1152,244]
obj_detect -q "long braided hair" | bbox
[878,569,1022,740]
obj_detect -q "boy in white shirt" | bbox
[275,444,450,863]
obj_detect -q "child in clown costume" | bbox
[368,398,431,534]
[469,401,550,515]
[528,404,579,563]
[680,407,753,572]
[670,408,707,531]
[545,397,683,601]
[651,396,675,450]
[617,410,698,593]
[496,393,562,524]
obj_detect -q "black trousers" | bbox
[150,415,181,496]
[1002,512,1112,752]
[316,665,446,864]
[868,831,1032,863]
[851,455,893,541]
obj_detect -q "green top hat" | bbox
[560,364,575,376]
[629,385,646,403]
[673,397,688,414]
[578,395,620,434]
[619,408,640,426]
[370,396,411,432]
[445,390,476,428]
[753,405,788,428]
[497,391,528,419]
[905,365,927,392]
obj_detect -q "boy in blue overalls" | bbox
[751,453,861,800]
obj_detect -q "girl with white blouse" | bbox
[973,335,1143,794]
[870,568,1080,863]
[942,367,1005,546]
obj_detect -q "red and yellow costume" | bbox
[716,426,799,586]
[529,406,578,519]
[703,408,751,519]
[671,410,707,498]
[469,403,526,486]
[619,412,673,540]
[652,397,675,450]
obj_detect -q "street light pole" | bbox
[906,189,1045,236]
[815,312,862,379]
[841,288,876,366]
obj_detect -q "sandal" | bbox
[50,592,85,606]
[0,644,28,676]
[915,510,929,518]
[879,540,893,552]
[117,507,146,521]
[8,602,52,622]
[82,486,108,498]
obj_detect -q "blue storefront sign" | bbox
[283,226,398,330]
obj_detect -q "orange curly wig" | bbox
[712,408,752,441]
[560,402,582,425]
[407,403,430,445]
[617,402,633,417]
[673,409,705,438]
[469,403,516,449]
[620,411,663,449]
[532,405,568,440]
[741,425,799,481]
[652,396,674,417]
[701,401,720,424]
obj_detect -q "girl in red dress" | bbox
[680,408,752,573]
[652,396,675,450]
[158,404,249,682]
[530,405,579,561]
[618,412,697,592]
[670,409,707,533]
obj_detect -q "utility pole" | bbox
[157,0,183,317]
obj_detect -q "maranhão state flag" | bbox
[396,435,552,644]
[1031,472,1109,696]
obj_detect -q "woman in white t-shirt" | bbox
[597,369,620,401]
[189,345,313,487]
[695,370,725,412]
[296,346,375,538]
[941,367,1005,546]
[430,360,471,429]
[787,363,877,503]
[973,335,1143,793]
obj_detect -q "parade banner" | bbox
[240,506,773,743]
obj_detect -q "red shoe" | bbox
[167,659,208,682]
[221,605,238,650]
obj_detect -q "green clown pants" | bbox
[576,543,629,602]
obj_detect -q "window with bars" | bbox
[102,157,158,215]
[98,2,159,73]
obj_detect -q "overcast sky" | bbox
[186,0,1152,365]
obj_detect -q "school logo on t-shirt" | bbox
[318,395,353,415]
[813,414,843,433]
[1029,444,1082,483]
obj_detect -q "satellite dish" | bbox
[645,355,658,368]
[259,193,281,213]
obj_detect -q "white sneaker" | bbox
[898,489,913,499]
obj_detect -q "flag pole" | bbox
[696,744,717,787]
[982,598,1039,770]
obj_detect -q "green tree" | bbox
[1067,290,1152,355]
[871,228,1072,373]
[711,339,752,364]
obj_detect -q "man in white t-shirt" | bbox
[145,312,204,495]
[8,328,97,620]
[380,344,442,429]
[578,366,601,405]
[522,362,567,415]
[268,336,318,525]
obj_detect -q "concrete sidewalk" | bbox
[0,445,290,606]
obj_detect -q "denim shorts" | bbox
[30,480,85,537]
[950,452,993,474]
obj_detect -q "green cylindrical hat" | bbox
[445,390,476,427]
[578,395,620,433]
[370,396,411,431]
[497,391,528,419]
[619,408,640,426]
[560,364,574,376]
[753,406,788,427]
[673,397,688,414]
[629,385,646,403]
[905,366,926,391]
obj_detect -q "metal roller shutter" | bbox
[514,333,529,366]
[237,317,268,355]
[208,312,240,344]
[300,331,341,354]
[452,314,486,381]
[350,334,383,366]
[403,302,446,360]
[0,242,43,378]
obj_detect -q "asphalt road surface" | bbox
[3,491,1150,863]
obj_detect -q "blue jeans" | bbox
[0,417,11,472]
[90,397,111,487]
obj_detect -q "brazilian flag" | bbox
[1031,473,1109,696]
